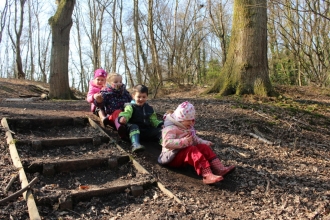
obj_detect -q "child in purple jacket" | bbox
[96,73,132,138]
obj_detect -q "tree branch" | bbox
[0,177,38,205]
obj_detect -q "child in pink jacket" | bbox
[158,101,235,184]
[86,68,108,124]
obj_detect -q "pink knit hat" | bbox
[172,101,195,121]
[94,68,107,79]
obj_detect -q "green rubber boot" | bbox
[130,132,145,153]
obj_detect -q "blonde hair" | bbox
[106,73,122,83]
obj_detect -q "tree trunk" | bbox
[73,2,86,92]
[48,0,75,99]
[118,0,133,87]
[28,0,34,80]
[111,0,117,72]
[12,0,26,79]
[133,0,142,84]
[207,0,273,96]
[0,0,10,44]
[148,0,162,84]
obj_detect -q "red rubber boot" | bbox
[210,158,236,177]
[201,167,223,184]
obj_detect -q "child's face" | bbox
[132,92,148,106]
[180,119,195,128]
[109,76,123,89]
[94,77,106,87]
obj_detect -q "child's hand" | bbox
[185,135,193,146]
[94,93,103,103]
[206,141,214,146]
[119,117,127,124]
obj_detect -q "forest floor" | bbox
[0,78,329,220]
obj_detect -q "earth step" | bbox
[6,117,87,128]
[35,179,156,208]
[1,118,179,219]
[2,116,167,218]
[23,155,130,174]
[15,136,110,149]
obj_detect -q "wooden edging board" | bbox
[87,117,183,204]
[1,118,41,220]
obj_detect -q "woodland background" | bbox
[0,0,329,95]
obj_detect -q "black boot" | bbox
[130,132,145,153]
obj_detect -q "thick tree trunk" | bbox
[207,0,274,96]
[48,0,75,99]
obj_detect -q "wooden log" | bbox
[1,117,41,220]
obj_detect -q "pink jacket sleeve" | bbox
[86,80,100,104]
[162,125,192,150]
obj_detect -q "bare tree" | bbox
[73,1,87,92]
[268,0,330,86]
[148,0,162,85]
[207,0,273,96]
[111,0,118,73]
[33,1,50,83]
[117,0,134,87]
[48,0,75,99]
[207,0,230,65]
[8,0,26,79]
[0,0,11,44]
[84,0,111,70]
[133,0,142,84]
[27,0,35,80]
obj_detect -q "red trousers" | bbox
[108,109,121,127]
[167,144,217,175]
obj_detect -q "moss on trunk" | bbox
[206,0,274,97]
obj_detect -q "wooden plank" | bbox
[71,180,155,201]
[1,118,41,220]
[6,118,75,128]
[16,137,93,147]
[87,116,183,204]
[157,182,183,204]
[17,136,110,148]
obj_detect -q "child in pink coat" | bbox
[86,68,108,124]
[158,101,235,184]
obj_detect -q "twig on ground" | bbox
[249,133,273,145]
[2,127,15,134]
[254,111,271,120]
[292,117,309,127]
[253,127,265,138]
[65,209,81,216]
[265,179,270,196]
[4,173,19,195]
[0,177,38,205]
[226,147,251,158]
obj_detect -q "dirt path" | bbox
[0,78,329,219]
